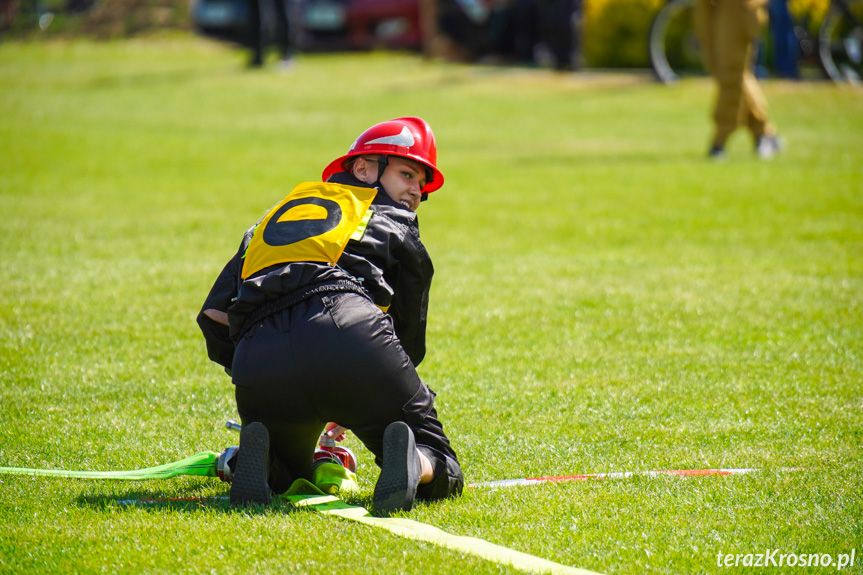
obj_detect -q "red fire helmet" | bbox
[322,117,445,193]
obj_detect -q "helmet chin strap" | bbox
[374,155,389,191]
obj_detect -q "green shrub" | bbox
[81,0,191,38]
[583,0,665,68]
[1,0,190,39]
[789,0,831,36]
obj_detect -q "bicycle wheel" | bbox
[818,0,863,84]
[649,0,702,83]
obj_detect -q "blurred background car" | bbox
[190,0,424,52]
[190,0,580,69]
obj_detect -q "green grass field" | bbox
[1,36,861,574]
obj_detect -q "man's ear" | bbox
[352,157,377,184]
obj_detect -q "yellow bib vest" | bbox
[241,182,377,280]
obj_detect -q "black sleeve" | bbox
[339,226,395,310]
[196,235,248,371]
[387,224,434,366]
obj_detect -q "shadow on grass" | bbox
[76,484,377,515]
[508,149,698,167]
[82,65,237,91]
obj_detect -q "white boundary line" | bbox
[468,467,802,489]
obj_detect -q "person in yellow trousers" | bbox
[694,0,784,159]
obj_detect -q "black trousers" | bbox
[231,291,463,499]
[246,0,292,67]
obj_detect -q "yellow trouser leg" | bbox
[694,0,773,148]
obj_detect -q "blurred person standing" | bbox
[538,0,581,70]
[694,0,783,159]
[1,0,18,29]
[247,0,293,68]
[769,0,799,79]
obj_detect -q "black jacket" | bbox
[197,172,434,371]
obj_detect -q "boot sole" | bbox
[373,421,420,514]
[230,422,272,506]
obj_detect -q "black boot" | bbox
[230,422,272,506]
